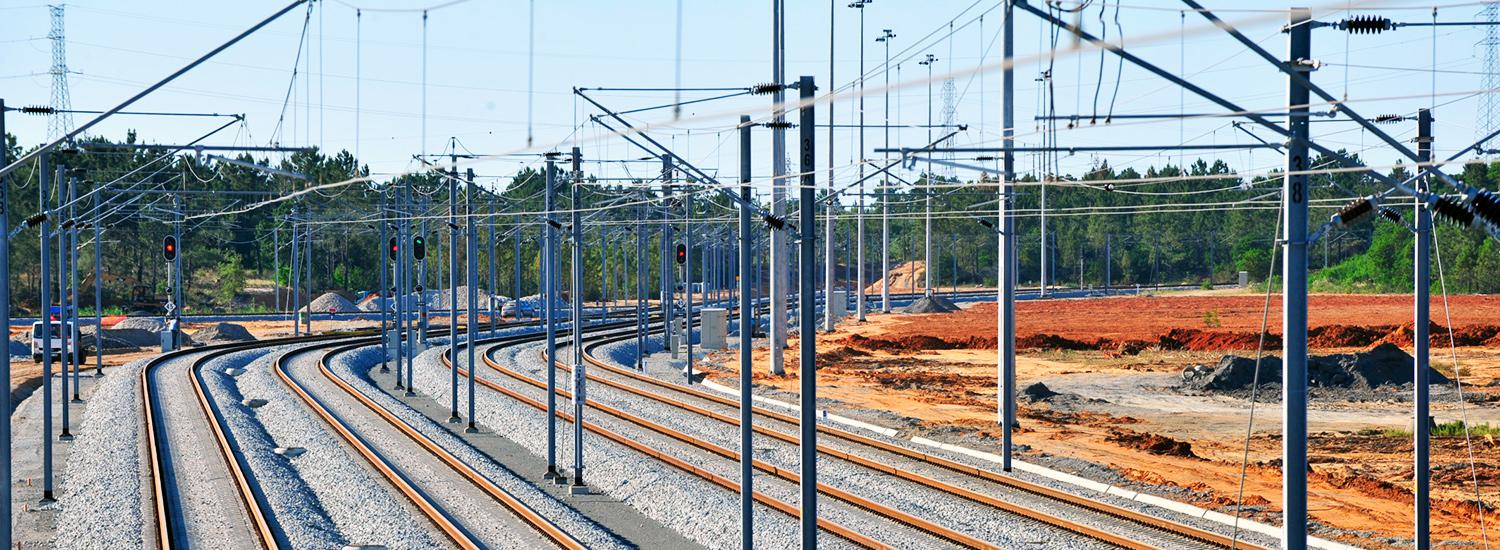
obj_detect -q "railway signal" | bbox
[412,235,426,260]
[162,235,177,261]
[675,243,686,265]
[388,237,399,260]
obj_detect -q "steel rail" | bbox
[451,330,891,549]
[574,325,1273,550]
[272,342,483,550]
[143,330,365,549]
[312,337,588,550]
[517,346,997,549]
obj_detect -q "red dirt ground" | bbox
[860,294,1500,352]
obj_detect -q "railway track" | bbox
[459,311,1270,550]
[271,330,596,549]
[140,321,581,549]
[142,332,361,549]
[451,320,902,548]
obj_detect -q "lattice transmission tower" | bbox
[1479,2,1499,153]
[940,77,956,179]
[48,4,74,140]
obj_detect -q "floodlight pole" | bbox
[1281,10,1312,550]
[770,0,790,376]
[919,54,937,296]
[877,30,895,313]
[1413,108,1433,549]
[852,0,869,322]
[824,0,837,334]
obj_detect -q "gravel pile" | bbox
[191,323,256,344]
[587,337,1109,549]
[415,340,818,550]
[901,295,959,314]
[55,357,152,549]
[331,343,631,549]
[79,326,156,350]
[234,346,449,548]
[113,317,165,332]
[1182,342,1448,393]
[358,293,423,312]
[434,286,493,310]
[299,292,359,314]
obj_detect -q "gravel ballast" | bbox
[572,337,1113,549]
[284,344,549,549]
[329,343,634,549]
[604,333,1287,550]
[415,337,830,550]
[55,357,152,549]
[235,347,451,549]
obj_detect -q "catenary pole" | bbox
[796,75,819,549]
[449,165,461,423]
[1413,107,1433,548]
[999,0,1016,472]
[1281,9,1312,550]
[380,189,390,372]
[737,114,755,550]
[39,156,54,502]
[544,158,560,480]
[569,148,588,493]
[466,168,479,433]
[686,182,695,383]
[1,98,11,547]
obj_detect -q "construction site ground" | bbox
[701,290,1500,548]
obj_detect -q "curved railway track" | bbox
[142,332,360,549]
[569,322,1272,550]
[271,330,597,549]
[451,320,897,548]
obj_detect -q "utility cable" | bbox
[1432,227,1493,549]
[1230,190,1284,548]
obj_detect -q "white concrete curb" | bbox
[698,378,1361,550]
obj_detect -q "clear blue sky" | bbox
[2,1,1494,194]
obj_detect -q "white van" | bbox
[30,321,80,362]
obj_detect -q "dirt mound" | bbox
[1182,343,1450,392]
[1158,328,1277,351]
[1106,429,1199,458]
[902,295,958,314]
[301,292,358,314]
[191,323,256,343]
[1020,382,1059,402]
[840,333,997,352]
[1308,324,1390,348]
[1015,334,1094,351]
[112,317,165,332]
[868,261,926,294]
